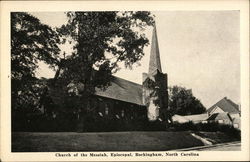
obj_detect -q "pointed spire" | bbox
[148,24,162,74]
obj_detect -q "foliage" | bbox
[11,12,60,113]
[11,78,50,131]
[49,12,155,132]
[11,12,60,80]
[168,86,206,117]
[12,114,165,132]
[57,11,154,94]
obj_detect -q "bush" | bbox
[12,111,168,132]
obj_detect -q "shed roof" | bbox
[172,114,189,123]
[183,114,208,121]
[172,114,208,123]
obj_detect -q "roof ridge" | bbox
[207,98,225,113]
[207,97,240,114]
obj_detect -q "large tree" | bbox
[55,11,154,130]
[11,12,60,112]
[58,11,154,87]
[168,86,206,119]
[56,12,154,102]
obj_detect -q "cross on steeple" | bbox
[148,25,162,74]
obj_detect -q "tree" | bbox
[58,11,154,87]
[168,86,206,119]
[57,13,154,103]
[55,11,154,131]
[11,12,60,112]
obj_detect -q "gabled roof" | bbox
[95,76,144,106]
[47,76,144,107]
[207,97,240,114]
[207,112,232,121]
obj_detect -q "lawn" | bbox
[12,131,240,152]
[195,131,240,144]
[12,131,205,152]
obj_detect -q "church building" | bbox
[43,26,168,131]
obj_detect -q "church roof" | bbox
[207,97,240,114]
[148,25,162,74]
[47,76,144,107]
[95,77,144,106]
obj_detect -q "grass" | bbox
[195,131,240,144]
[12,131,240,152]
[12,131,204,152]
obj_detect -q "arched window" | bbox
[121,109,125,117]
[105,103,109,115]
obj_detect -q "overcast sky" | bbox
[31,11,240,108]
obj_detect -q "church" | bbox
[42,26,168,131]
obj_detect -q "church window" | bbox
[116,114,120,119]
[121,110,125,117]
[98,112,103,117]
[105,104,109,115]
[52,112,57,118]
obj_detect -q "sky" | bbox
[31,11,240,108]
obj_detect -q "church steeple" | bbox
[142,23,168,122]
[148,25,162,74]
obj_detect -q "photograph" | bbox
[10,10,241,152]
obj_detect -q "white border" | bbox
[1,0,249,161]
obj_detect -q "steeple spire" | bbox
[148,25,162,74]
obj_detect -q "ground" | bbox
[12,131,240,152]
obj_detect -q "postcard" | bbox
[0,0,249,161]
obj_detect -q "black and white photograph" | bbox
[10,10,241,152]
[1,0,249,161]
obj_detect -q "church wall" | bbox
[87,95,147,121]
[77,96,148,131]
